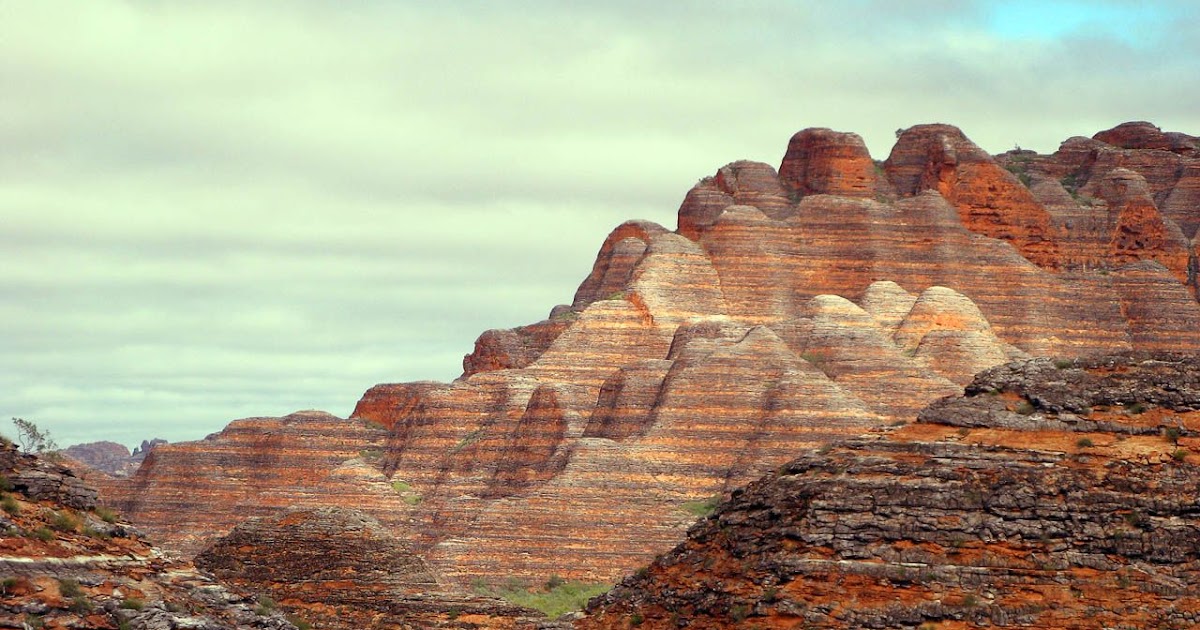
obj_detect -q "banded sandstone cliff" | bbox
[102,122,1200,593]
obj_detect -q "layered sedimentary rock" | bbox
[196,508,553,630]
[1013,121,1200,293]
[0,442,302,630]
[105,122,1200,591]
[580,354,1200,629]
[104,410,416,556]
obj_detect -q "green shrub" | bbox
[1127,402,1149,415]
[254,595,277,615]
[120,597,145,610]
[2,494,19,515]
[629,612,644,626]
[1014,401,1036,416]
[1164,427,1183,445]
[800,351,828,367]
[1076,437,1095,448]
[95,506,118,523]
[49,511,78,533]
[0,475,11,492]
[359,418,386,430]
[58,578,83,598]
[487,579,613,619]
[1172,449,1189,462]
[402,494,423,506]
[32,527,54,541]
[1124,511,1150,529]
[391,480,413,493]
[1053,358,1074,369]
[286,615,313,630]
[451,429,485,453]
[69,595,93,614]
[681,495,722,518]
[82,526,110,540]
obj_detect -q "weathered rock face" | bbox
[885,124,1061,268]
[579,354,1200,629]
[102,410,411,557]
[196,508,552,630]
[778,128,880,199]
[1023,121,1200,294]
[0,442,302,630]
[104,123,1200,592]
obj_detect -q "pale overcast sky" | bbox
[3,1,1197,447]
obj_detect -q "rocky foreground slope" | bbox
[102,122,1200,587]
[195,508,559,630]
[0,441,302,630]
[580,353,1200,629]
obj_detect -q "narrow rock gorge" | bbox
[98,122,1200,595]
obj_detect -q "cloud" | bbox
[1,0,1196,447]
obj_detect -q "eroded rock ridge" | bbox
[104,122,1200,591]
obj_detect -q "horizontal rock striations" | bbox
[196,507,552,629]
[104,123,1200,591]
[101,410,416,557]
[580,354,1200,629]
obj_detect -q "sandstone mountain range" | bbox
[65,121,1200,624]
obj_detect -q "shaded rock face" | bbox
[886,124,1060,268]
[104,123,1200,590]
[580,354,1200,629]
[196,508,550,629]
[0,442,302,630]
[1027,122,1200,293]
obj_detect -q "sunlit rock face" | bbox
[104,122,1200,589]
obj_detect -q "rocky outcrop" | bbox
[0,441,303,630]
[885,124,1061,268]
[103,123,1200,592]
[196,508,553,629]
[61,439,166,478]
[580,354,1200,629]
[778,128,880,199]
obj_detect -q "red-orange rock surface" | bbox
[778,128,879,199]
[579,354,1200,629]
[885,124,1060,268]
[195,508,551,629]
[102,123,1200,597]
[102,410,415,557]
